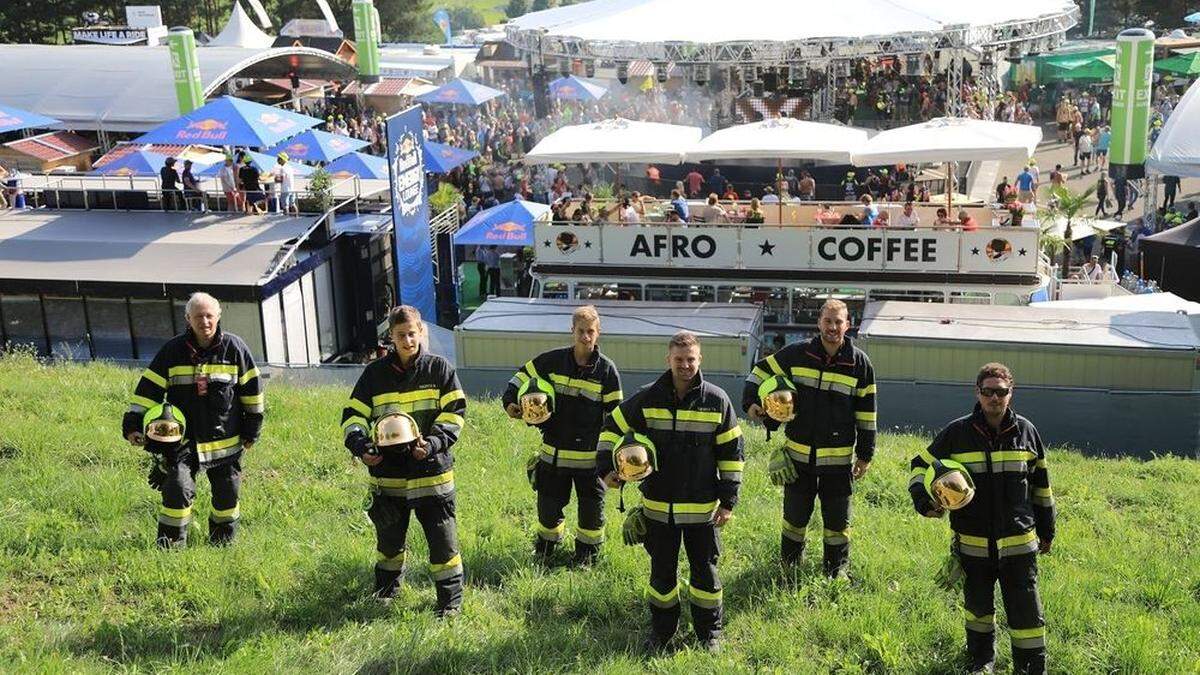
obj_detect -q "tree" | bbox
[505,0,529,19]
[1042,184,1099,275]
[530,0,556,11]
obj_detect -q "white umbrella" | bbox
[524,117,702,165]
[685,117,869,163]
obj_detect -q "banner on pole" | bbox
[167,28,204,114]
[352,0,381,83]
[1109,28,1155,179]
[386,106,437,321]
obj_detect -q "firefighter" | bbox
[597,331,743,653]
[340,305,466,617]
[909,363,1055,674]
[502,305,622,566]
[743,299,876,577]
[122,292,264,548]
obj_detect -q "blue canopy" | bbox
[423,140,478,173]
[453,200,549,246]
[265,129,368,162]
[1187,11,1200,23]
[325,151,388,179]
[415,78,506,106]
[133,96,322,147]
[548,75,608,101]
[0,104,59,133]
[196,151,313,178]
[91,150,180,177]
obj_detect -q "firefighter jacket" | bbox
[122,327,264,467]
[341,348,466,503]
[501,346,622,473]
[742,336,876,474]
[597,370,744,525]
[909,405,1056,557]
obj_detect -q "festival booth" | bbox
[1140,219,1200,302]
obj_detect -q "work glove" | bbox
[935,541,965,591]
[622,506,647,546]
[525,451,540,491]
[348,433,373,458]
[146,456,167,491]
[767,446,798,486]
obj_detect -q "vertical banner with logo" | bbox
[1109,28,1155,180]
[432,9,452,44]
[352,0,381,83]
[386,106,437,322]
[167,28,204,114]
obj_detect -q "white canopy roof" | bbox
[1032,292,1200,315]
[685,118,870,163]
[508,0,1076,46]
[208,2,275,49]
[1147,77,1200,177]
[1037,215,1126,241]
[850,117,1042,166]
[524,118,702,165]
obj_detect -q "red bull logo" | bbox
[187,118,228,131]
[286,142,309,157]
[180,118,229,141]
[112,167,135,176]
[437,89,461,101]
[557,85,577,96]
[488,221,527,240]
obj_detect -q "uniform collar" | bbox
[970,403,1018,437]
[653,368,703,401]
[567,344,600,371]
[391,346,426,374]
[805,334,855,365]
[185,326,223,357]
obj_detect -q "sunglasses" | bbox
[978,387,1011,398]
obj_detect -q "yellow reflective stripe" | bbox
[1010,626,1045,639]
[958,534,989,548]
[751,366,771,381]
[717,460,745,471]
[212,505,239,518]
[856,383,877,397]
[642,408,673,420]
[690,586,722,601]
[854,411,877,421]
[598,430,622,444]
[915,449,936,466]
[347,397,371,417]
[640,499,719,514]
[439,389,466,407]
[435,412,465,428]
[603,389,623,403]
[371,476,408,488]
[815,446,853,458]
[646,583,679,603]
[1035,459,1048,469]
[239,367,260,385]
[542,445,596,460]
[168,364,239,377]
[824,371,858,389]
[371,389,440,406]
[790,366,821,380]
[782,519,806,536]
[676,410,722,423]
[549,373,602,393]
[159,505,191,518]
[130,394,160,410]
[998,531,1037,549]
[765,355,785,375]
[611,406,631,433]
[514,370,531,384]
[430,554,462,573]
[523,360,541,379]
[408,471,454,490]
[1033,487,1053,497]
[950,451,987,464]
[197,436,240,453]
[342,415,369,431]
[141,368,167,389]
[992,450,1037,463]
[715,426,742,444]
[239,393,264,406]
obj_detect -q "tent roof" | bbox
[460,297,762,338]
[1148,78,1200,177]
[1031,292,1200,315]
[1143,219,1200,248]
[524,117,702,164]
[851,117,1041,166]
[0,210,314,286]
[686,117,870,163]
[0,44,354,132]
[208,2,275,49]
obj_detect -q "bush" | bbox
[429,182,462,215]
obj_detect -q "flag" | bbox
[432,8,452,43]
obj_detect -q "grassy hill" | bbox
[1,352,1198,672]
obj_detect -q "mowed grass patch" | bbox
[0,352,1198,672]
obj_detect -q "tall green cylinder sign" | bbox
[353,0,381,83]
[167,28,205,114]
[1109,28,1155,179]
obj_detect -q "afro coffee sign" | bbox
[386,106,436,320]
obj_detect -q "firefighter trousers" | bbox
[781,470,852,576]
[156,449,241,547]
[369,494,463,611]
[534,463,606,555]
[644,519,723,642]
[960,549,1046,674]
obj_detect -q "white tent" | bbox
[1037,216,1126,241]
[685,117,869,163]
[523,118,702,164]
[207,2,275,49]
[1147,77,1200,177]
[1031,292,1200,314]
[850,117,1042,166]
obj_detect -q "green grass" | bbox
[1,352,1199,672]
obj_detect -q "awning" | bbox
[851,117,1042,166]
[524,117,702,164]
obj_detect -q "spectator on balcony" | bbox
[700,193,729,223]
[894,201,920,228]
[797,171,816,201]
[239,155,266,215]
[619,197,640,224]
[275,153,299,216]
[721,185,739,202]
[160,157,182,212]
[934,207,953,226]
[669,189,690,221]
[686,168,704,198]
[815,203,841,225]
[761,186,779,204]
[957,209,980,231]
[181,159,204,212]
[217,156,242,212]
[706,169,728,198]
[860,194,879,226]
[744,198,765,225]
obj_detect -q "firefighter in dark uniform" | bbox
[122,292,264,548]
[597,331,744,653]
[341,305,467,617]
[502,305,622,566]
[910,363,1055,674]
[743,299,876,577]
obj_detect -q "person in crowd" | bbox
[217,156,242,212]
[619,197,640,224]
[744,197,766,225]
[701,194,729,224]
[670,189,690,222]
[860,194,879,226]
[815,203,841,225]
[894,200,921,228]
[1095,173,1111,218]
[275,153,298,216]
[761,186,779,204]
[181,159,204,212]
[958,209,979,231]
[160,157,182,212]
[239,156,266,215]
[1015,165,1036,204]
[797,171,816,201]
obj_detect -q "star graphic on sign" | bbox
[971,247,980,256]
[758,240,776,255]
[543,240,551,247]
[584,240,592,248]
[1018,248,1027,256]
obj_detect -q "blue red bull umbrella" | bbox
[423,140,478,173]
[90,150,192,177]
[414,78,506,106]
[0,104,59,133]
[196,151,313,177]
[265,129,368,162]
[325,152,388,180]
[548,75,608,102]
[452,199,549,246]
[133,96,322,148]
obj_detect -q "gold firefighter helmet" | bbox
[518,376,555,425]
[143,403,187,443]
[614,432,657,482]
[373,411,420,451]
[924,459,976,511]
[758,374,797,423]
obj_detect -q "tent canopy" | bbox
[414,78,505,106]
[548,75,607,101]
[134,96,322,148]
[453,200,548,246]
[207,2,275,49]
[1155,52,1200,77]
[265,128,367,162]
[1147,78,1200,177]
[850,117,1042,166]
[325,151,388,179]
[1043,55,1114,82]
[685,117,869,163]
[90,150,201,177]
[423,141,478,173]
[0,103,59,133]
[1031,292,1200,314]
[524,117,702,164]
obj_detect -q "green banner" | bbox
[167,29,205,114]
[1109,28,1155,171]
[353,0,381,82]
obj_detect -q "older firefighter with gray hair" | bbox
[122,292,264,548]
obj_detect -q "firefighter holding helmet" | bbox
[910,363,1055,674]
[502,305,622,566]
[340,305,467,617]
[597,331,743,654]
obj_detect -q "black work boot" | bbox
[571,542,600,568]
[373,568,403,599]
[533,537,557,566]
